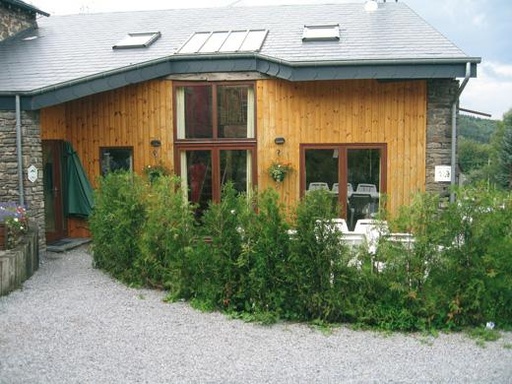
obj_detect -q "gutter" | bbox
[450,62,471,203]
[15,94,25,207]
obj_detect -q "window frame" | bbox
[300,143,387,216]
[174,81,257,204]
[174,81,256,142]
[174,143,257,203]
[99,146,134,176]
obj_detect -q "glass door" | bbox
[303,144,386,230]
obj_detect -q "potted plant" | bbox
[268,161,293,182]
[0,202,28,250]
[143,163,170,183]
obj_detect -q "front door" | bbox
[43,140,67,242]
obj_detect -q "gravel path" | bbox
[1,246,511,384]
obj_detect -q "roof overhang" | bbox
[1,0,50,17]
[0,54,481,110]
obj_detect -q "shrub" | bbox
[288,189,357,322]
[193,182,247,310]
[89,178,512,331]
[234,188,292,317]
[89,172,146,283]
[138,175,198,294]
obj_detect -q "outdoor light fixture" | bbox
[150,139,161,147]
[274,137,286,145]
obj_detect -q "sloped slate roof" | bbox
[0,2,480,110]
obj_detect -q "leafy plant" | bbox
[138,175,198,294]
[268,160,293,182]
[89,172,147,283]
[0,202,29,249]
[143,162,171,183]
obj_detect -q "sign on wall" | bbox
[435,165,451,182]
[27,165,38,183]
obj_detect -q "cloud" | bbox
[461,61,512,120]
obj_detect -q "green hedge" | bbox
[89,175,512,331]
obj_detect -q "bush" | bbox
[138,175,198,294]
[89,172,147,283]
[287,190,358,322]
[192,182,248,310]
[89,178,512,331]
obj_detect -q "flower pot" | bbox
[272,173,285,182]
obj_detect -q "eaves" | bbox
[0,53,481,111]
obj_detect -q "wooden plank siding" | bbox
[41,80,174,237]
[256,79,427,214]
[41,78,426,237]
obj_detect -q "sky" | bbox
[28,0,512,120]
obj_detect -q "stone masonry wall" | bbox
[0,109,45,252]
[0,2,37,41]
[426,79,460,197]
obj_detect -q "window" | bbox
[112,32,161,49]
[176,84,255,139]
[302,24,340,42]
[178,29,268,54]
[100,147,133,176]
[175,82,256,213]
[302,144,386,230]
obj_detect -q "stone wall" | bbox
[0,109,45,251]
[0,2,37,41]
[426,79,460,197]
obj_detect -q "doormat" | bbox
[47,238,91,253]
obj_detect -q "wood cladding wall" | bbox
[41,80,174,237]
[42,79,174,186]
[256,79,427,214]
[41,77,426,236]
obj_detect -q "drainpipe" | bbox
[450,62,471,203]
[15,94,25,207]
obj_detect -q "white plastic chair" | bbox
[353,219,389,254]
[315,218,350,235]
[308,182,329,191]
[347,183,354,197]
[331,183,339,194]
[356,183,377,193]
[385,232,415,251]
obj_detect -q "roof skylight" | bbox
[302,24,340,42]
[113,32,161,49]
[178,29,268,54]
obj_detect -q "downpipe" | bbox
[450,62,471,203]
[15,94,25,207]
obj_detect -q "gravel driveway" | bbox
[1,246,511,384]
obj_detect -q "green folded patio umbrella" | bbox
[64,141,94,217]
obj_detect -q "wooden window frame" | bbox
[173,81,257,203]
[173,81,256,143]
[300,143,387,216]
[99,146,134,176]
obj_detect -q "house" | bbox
[0,0,480,248]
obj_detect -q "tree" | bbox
[497,109,512,189]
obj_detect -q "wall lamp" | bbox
[150,139,161,147]
[274,137,286,145]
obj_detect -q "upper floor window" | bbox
[176,83,255,140]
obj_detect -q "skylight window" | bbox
[178,29,268,54]
[113,32,161,49]
[302,24,340,42]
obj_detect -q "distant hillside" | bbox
[458,114,498,143]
